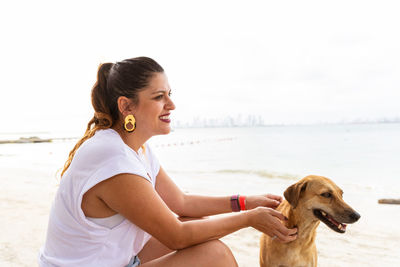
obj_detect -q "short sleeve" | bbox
[77,155,151,227]
[145,144,161,178]
[82,155,150,195]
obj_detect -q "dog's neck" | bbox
[283,201,320,247]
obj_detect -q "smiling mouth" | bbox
[313,209,347,233]
[159,114,171,123]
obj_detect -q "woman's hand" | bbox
[249,207,297,243]
[245,194,283,210]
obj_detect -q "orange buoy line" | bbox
[154,137,237,148]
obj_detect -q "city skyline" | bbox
[171,114,400,128]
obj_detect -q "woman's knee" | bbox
[202,240,237,266]
[140,239,237,267]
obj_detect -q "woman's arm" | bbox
[96,173,297,250]
[155,167,231,217]
[155,167,284,217]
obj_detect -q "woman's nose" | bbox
[166,97,176,110]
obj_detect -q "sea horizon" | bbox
[1,120,399,140]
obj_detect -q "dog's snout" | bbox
[349,211,361,222]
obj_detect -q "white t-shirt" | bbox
[39,129,160,267]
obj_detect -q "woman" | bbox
[39,57,297,267]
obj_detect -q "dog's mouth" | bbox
[313,209,346,233]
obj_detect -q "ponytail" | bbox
[60,63,114,177]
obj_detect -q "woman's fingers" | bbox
[245,194,284,210]
[266,194,283,203]
[275,223,297,237]
[263,208,297,242]
[272,229,297,243]
[250,207,297,243]
[266,199,281,208]
[267,208,287,222]
[271,215,297,234]
[272,221,297,243]
[264,194,283,209]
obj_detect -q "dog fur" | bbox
[259,175,360,267]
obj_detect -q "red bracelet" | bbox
[230,195,240,212]
[239,195,246,211]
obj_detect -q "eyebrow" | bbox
[151,89,171,95]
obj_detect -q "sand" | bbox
[1,144,400,266]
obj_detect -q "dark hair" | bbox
[61,57,164,177]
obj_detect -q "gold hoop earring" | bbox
[124,114,136,132]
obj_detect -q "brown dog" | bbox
[259,175,360,267]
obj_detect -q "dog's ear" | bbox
[284,181,308,209]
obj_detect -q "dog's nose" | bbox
[349,211,361,222]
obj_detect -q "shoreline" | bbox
[0,136,79,144]
[0,136,52,144]
[1,164,400,266]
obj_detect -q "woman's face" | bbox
[133,72,175,137]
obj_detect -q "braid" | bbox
[60,117,96,177]
[60,111,115,177]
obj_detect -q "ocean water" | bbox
[150,123,400,194]
[1,122,399,194]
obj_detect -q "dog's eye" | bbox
[321,192,332,198]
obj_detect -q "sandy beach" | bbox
[1,160,400,266]
[1,125,400,266]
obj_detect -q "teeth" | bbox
[321,211,327,216]
[338,224,342,230]
[160,115,170,120]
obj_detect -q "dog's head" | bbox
[284,175,360,233]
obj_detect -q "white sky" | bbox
[1,0,399,132]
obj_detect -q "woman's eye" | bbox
[321,192,332,198]
[154,91,171,100]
